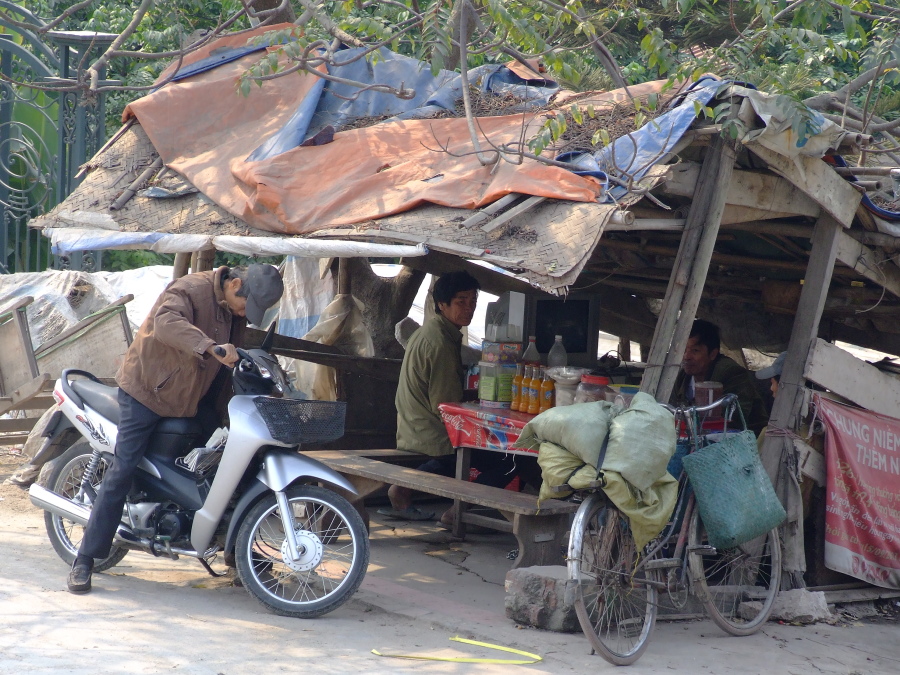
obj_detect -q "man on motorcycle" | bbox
[67,264,284,594]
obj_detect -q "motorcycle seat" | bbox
[71,379,120,425]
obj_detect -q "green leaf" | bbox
[571,105,583,125]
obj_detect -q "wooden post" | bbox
[759,213,843,588]
[196,248,216,272]
[641,130,737,402]
[337,258,350,295]
[173,252,191,279]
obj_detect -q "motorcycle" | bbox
[28,325,369,618]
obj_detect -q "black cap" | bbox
[244,264,283,326]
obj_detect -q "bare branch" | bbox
[458,1,499,166]
[0,0,94,35]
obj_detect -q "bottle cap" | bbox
[581,374,610,385]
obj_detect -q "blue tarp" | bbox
[248,46,561,162]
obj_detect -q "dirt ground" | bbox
[2,446,899,675]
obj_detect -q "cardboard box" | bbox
[481,340,521,364]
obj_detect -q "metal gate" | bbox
[0,2,114,273]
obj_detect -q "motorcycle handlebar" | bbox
[213,345,252,371]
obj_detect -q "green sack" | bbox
[681,430,786,549]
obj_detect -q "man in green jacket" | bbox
[671,319,768,435]
[379,271,519,524]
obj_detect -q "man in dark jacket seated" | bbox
[670,319,768,435]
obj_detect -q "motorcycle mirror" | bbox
[260,321,277,353]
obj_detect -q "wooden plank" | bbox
[821,587,900,603]
[0,433,28,446]
[0,374,52,416]
[272,348,402,382]
[35,312,132,380]
[319,455,577,515]
[460,193,521,228]
[33,296,133,357]
[793,438,826,487]
[835,231,900,299]
[744,142,861,227]
[661,162,821,218]
[400,250,547,298]
[481,195,546,234]
[0,296,37,397]
[643,130,737,400]
[804,339,900,418]
[302,448,419,462]
[0,417,39,433]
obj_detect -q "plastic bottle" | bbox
[539,368,555,412]
[510,363,524,412]
[547,335,567,368]
[527,367,543,415]
[521,366,534,413]
[521,335,540,366]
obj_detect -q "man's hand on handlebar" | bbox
[208,343,239,367]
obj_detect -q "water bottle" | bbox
[547,335,567,368]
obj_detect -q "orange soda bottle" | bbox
[539,368,555,412]
[527,367,542,415]
[510,363,524,412]
[520,366,533,413]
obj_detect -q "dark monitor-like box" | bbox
[523,294,601,368]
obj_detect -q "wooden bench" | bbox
[317,453,578,569]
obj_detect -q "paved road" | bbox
[1,465,898,674]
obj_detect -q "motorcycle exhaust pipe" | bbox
[28,484,206,559]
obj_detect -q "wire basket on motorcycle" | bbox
[253,397,347,444]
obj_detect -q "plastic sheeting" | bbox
[43,227,428,258]
[0,266,172,348]
[294,294,375,401]
[561,77,719,202]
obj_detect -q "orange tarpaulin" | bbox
[124,25,657,235]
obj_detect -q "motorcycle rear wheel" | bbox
[43,440,129,572]
[235,485,369,618]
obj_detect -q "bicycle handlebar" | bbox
[661,393,739,416]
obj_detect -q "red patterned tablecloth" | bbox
[438,402,537,455]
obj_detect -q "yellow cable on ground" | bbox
[372,636,542,664]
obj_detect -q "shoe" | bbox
[67,563,92,594]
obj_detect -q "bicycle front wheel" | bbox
[688,510,781,635]
[568,493,657,665]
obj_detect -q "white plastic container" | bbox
[546,366,588,407]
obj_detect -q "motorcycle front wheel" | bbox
[235,484,369,618]
[43,440,129,571]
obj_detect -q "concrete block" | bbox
[767,589,832,624]
[504,565,579,633]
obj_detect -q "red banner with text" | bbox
[816,395,900,588]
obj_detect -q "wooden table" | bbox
[438,403,575,567]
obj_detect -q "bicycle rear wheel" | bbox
[688,510,781,635]
[568,493,657,665]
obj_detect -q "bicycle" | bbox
[566,394,782,665]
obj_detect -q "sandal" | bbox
[376,506,435,521]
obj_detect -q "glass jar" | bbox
[574,374,611,404]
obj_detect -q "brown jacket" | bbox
[117,267,245,418]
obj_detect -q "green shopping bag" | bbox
[682,430,786,549]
